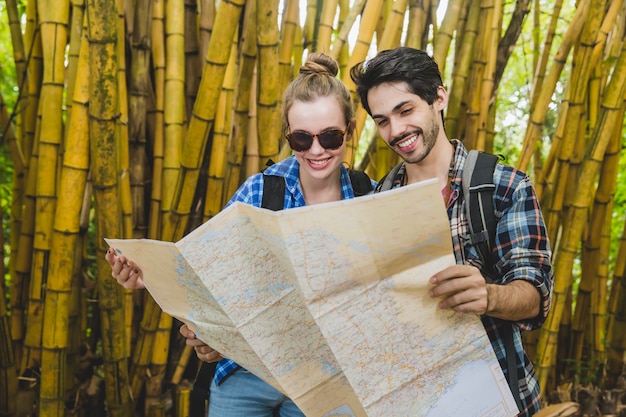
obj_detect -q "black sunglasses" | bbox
[286,127,346,152]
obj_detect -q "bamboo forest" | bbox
[1,0,626,416]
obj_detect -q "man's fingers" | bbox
[435,287,487,314]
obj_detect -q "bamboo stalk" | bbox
[184,0,202,119]
[87,0,132,412]
[279,0,299,96]
[517,0,590,170]
[0,211,17,417]
[198,0,215,67]
[316,0,339,53]
[224,0,257,205]
[329,0,366,60]
[39,32,90,417]
[604,214,626,389]
[445,0,478,140]
[433,0,464,74]
[148,0,165,238]
[162,0,245,242]
[160,0,186,238]
[127,0,153,239]
[11,2,43,370]
[340,0,384,164]
[204,33,237,221]
[405,0,431,50]
[256,0,282,169]
[534,41,626,392]
[65,0,85,127]
[22,0,70,374]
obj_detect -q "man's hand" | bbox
[180,324,224,363]
[429,265,488,315]
[429,264,541,321]
[105,248,146,289]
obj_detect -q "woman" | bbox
[106,52,375,416]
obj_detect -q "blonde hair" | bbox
[281,53,354,139]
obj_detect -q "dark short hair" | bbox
[350,47,443,115]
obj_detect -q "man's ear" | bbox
[346,119,356,141]
[435,86,449,110]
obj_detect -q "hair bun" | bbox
[298,53,339,77]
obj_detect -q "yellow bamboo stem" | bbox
[316,0,339,53]
[517,0,590,171]
[224,0,257,205]
[204,34,237,221]
[87,0,132,412]
[341,0,384,164]
[162,0,245,242]
[474,0,501,152]
[148,0,165,238]
[445,0,478,140]
[279,0,299,96]
[604,214,626,388]
[433,0,464,74]
[329,0,367,60]
[40,32,90,417]
[535,41,626,392]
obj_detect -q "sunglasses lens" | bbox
[288,131,314,152]
[318,130,345,150]
[287,129,346,151]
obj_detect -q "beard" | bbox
[391,116,439,165]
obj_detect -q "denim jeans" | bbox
[208,368,305,417]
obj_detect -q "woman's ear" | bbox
[346,119,356,141]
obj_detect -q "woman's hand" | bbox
[105,248,146,289]
[180,324,224,363]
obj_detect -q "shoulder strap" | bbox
[189,360,217,417]
[348,169,373,196]
[375,162,404,192]
[463,150,522,412]
[462,150,498,281]
[261,174,286,211]
[259,159,286,211]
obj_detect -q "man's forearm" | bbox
[485,280,541,321]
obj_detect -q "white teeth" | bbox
[309,158,330,165]
[397,134,417,149]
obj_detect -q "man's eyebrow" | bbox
[371,100,411,119]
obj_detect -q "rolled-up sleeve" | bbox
[493,169,554,331]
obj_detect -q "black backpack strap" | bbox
[260,159,287,211]
[261,174,286,211]
[189,360,217,417]
[462,150,498,280]
[263,163,371,205]
[463,150,521,411]
[347,169,373,196]
[375,162,404,192]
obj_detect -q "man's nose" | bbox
[389,117,407,139]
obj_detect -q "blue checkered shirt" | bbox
[377,140,553,417]
[213,155,376,385]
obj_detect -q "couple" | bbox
[106,47,553,417]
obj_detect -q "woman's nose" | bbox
[307,135,325,153]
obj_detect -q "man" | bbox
[350,46,554,416]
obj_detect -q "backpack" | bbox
[261,164,373,210]
[189,162,372,416]
[376,150,522,411]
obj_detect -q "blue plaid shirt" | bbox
[213,155,376,385]
[378,140,553,417]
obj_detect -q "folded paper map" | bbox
[105,178,519,417]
